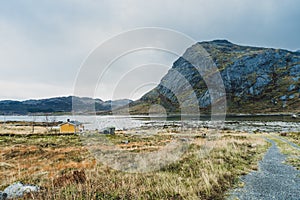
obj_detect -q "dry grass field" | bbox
[0,122,270,199]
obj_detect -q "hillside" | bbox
[127,40,300,114]
[0,96,131,115]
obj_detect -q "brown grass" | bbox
[280,132,300,146]
[0,124,268,199]
[0,134,96,189]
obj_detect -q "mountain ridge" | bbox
[0,96,132,115]
[125,40,300,114]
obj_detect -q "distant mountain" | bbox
[0,96,132,115]
[126,40,300,114]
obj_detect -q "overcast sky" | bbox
[0,0,299,101]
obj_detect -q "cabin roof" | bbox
[59,120,82,127]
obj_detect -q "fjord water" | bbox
[1,115,299,133]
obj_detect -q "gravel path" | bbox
[272,135,300,150]
[228,138,300,200]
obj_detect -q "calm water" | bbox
[0,115,299,133]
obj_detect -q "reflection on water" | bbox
[0,115,299,133]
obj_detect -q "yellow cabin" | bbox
[59,120,83,134]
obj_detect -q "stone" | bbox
[288,84,296,92]
[289,94,295,99]
[248,143,257,148]
[279,95,287,101]
[292,77,299,82]
[271,98,278,105]
[101,127,115,135]
[290,65,300,77]
[251,143,257,148]
[282,100,287,108]
[0,192,7,200]
[3,182,39,199]
[121,140,129,144]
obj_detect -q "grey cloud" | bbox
[0,0,299,100]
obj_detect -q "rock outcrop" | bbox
[129,40,300,114]
[0,182,39,199]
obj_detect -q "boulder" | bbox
[3,182,39,199]
[0,192,7,200]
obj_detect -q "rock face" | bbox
[130,40,300,114]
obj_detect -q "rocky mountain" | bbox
[128,40,300,114]
[0,96,132,115]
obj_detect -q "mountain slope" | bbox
[128,40,300,114]
[0,96,132,115]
